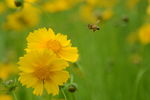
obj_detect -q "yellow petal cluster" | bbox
[26,28,79,62]
[18,28,79,96]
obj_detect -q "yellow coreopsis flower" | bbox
[138,24,150,45]
[18,50,69,96]
[4,3,40,30]
[26,28,79,62]
[0,94,12,100]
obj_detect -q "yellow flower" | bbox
[0,94,12,100]
[97,0,117,8]
[86,0,97,6]
[79,5,96,23]
[43,0,70,13]
[26,28,79,62]
[5,0,37,8]
[101,9,113,21]
[18,50,69,96]
[43,0,81,13]
[0,63,18,80]
[138,24,150,45]
[5,0,17,8]
[147,5,150,15]
[126,0,139,9]
[4,3,40,30]
[0,2,6,14]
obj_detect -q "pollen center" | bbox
[47,40,62,52]
[33,67,50,80]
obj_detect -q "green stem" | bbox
[13,91,18,100]
[70,75,74,83]
[133,68,149,100]
[61,88,67,100]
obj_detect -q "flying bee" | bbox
[88,19,100,32]
[88,24,100,32]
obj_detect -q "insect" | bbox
[88,19,100,32]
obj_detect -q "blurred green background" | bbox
[1,0,150,100]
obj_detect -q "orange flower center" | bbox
[47,40,62,53]
[33,67,50,80]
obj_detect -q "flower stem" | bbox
[61,88,67,100]
[13,91,18,100]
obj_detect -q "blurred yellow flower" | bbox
[138,24,150,45]
[5,0,37,8]
[18,50,69,96]
[43,0,70,13]
[0,2,6,14]
[97,0,117,8]
[86,0,97,6]
[43,0,81,13]
[79,5,96,23]
[5,0,17,8]
[80,0,115,23]
[4,3,40,30]
[126,0,139,9]
[26,0,37,3]
[147,5,150,15]
[26,28,79,62]
[0,63,18,80]
[0,94,12,100]
[101,9,113,21]
[86,0,117,8]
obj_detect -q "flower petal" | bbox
[44,80,59,96]
[19,73,38,88]
[50,71,70,85]
[59,47,79,62]
[33,80,43,96]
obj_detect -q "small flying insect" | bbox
[88,19,100,32]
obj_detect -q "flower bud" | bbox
[14,0,23,7]
[4,80,17,92]
[68,83,77,93]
